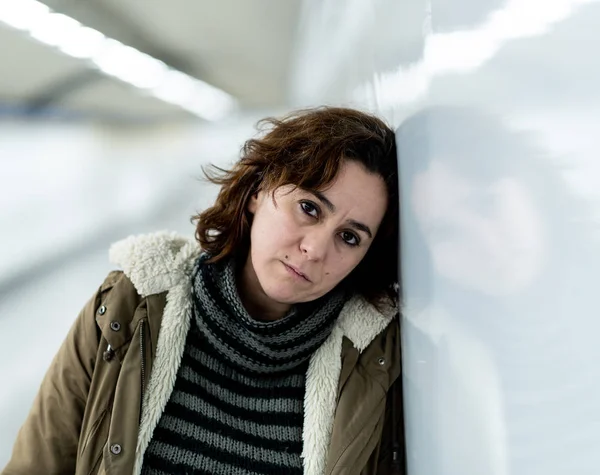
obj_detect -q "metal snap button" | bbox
[103,348,115,362]
[98,305,106,315]
[110,443,122,455]
[110,321,121,332]
[377,357,386,366]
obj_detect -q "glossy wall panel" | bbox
[292,1,600,473]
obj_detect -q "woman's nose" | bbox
[299,229,329,261]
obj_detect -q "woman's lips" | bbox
[283,262,311,282]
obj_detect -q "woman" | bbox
[2,107,403,475]
[397,106,600,475]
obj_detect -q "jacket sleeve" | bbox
[1,275,117,475]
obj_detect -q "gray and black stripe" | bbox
[141,255,346,475]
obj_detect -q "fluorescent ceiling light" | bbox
[0,0,49,31]
[58,27,106,59]
[0,0,237,120]
[184,94,237,122]
[188,81,237,118]
[151,70,235,121]
[92,39,168,89]
[151,70,198,105]
[29,13,81,46]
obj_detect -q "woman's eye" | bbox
[300,201,319,218]
[340,231,360,247]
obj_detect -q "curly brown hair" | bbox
[192,106,398,306]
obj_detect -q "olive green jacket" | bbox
[2,232,403,475]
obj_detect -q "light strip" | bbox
[354,0,599,110]
[0,0,237,120]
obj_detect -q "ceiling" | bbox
[0,0,303,121]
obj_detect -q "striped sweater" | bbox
[141,256,345,474]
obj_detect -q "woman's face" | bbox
[241,160,388,319]
[411,160,547,296]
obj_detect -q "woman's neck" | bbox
[237,254,292,321]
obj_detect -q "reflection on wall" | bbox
[399,107,600,474]
[293,1,600,473]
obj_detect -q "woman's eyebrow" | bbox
[348,220,373,239]
[311,190,335,212]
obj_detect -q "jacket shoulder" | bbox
[98,269,166,323]
[109,231,200,297]
[96,271,144,339]
[99,270,142,303]
[99,269,128,292]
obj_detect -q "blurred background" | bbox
[1,0,600,473]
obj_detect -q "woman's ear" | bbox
[247,190,260,214]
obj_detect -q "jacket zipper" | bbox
[140,321,146,406]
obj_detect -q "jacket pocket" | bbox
[80,408,110,475]
[80,409,107,455]
[88,448,105,475]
